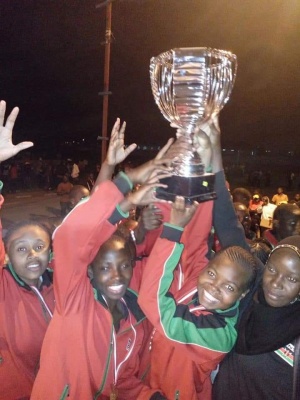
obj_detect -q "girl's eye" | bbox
[207,270,215,277]
[226,285,234,292]
[36,245,44,251]
[288,277,297,283]
[267,265,275,273]
[17,247,27,252]
[121,263,130,270]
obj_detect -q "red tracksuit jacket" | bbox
[31,179,158,400]
[0,262,54,400]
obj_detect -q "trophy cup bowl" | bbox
[150,47,237,203]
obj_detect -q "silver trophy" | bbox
[150,47,237,203]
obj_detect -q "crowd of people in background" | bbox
[0,157,100,193]
[1,100,300,400]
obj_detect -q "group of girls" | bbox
[0,100,299,400]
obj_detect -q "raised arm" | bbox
[198,116,249,250]
[139,197,238,362]
[0,100,33,268]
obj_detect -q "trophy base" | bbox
[156,174,217,204]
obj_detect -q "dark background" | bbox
[0,0,300,161]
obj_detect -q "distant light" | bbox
[231,149,235,152]
[222,148,226,151]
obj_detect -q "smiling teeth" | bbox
[27,264,39,269]
[203,290,218,302]
[108,285,124,292]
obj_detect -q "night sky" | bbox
[1,0,300,160]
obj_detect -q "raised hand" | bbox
[127,174,168,207]
[132,204,163,244]
[199,115,222,173]
[170,123,213,171]
[169,196,198,228]
[92,118,137,190]
[0,100,33,162]
[139,204,163,231]
[126,138,174,185]
[105,118,137,167]
[118,172,169,215]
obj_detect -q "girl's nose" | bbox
[271,276,283,289]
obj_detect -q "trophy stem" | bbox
[172,131,205,177]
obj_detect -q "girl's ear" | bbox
[87,265,93,280]
[4,253,10,265]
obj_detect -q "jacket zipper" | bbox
[94,325,114,399]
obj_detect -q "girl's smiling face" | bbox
[263,248,300,307]
[6,225,51,287]
[90,237,133,310]
[197,253,251,311]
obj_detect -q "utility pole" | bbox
[97,1,113,163]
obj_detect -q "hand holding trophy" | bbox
[150,47,237,203]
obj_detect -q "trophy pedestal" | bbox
[156,174,217,204]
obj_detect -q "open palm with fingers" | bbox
[106,118,137,167]
[0,100,33,163]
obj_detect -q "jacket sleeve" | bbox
[0,194,5,271]
[53,180,126,314]
[213,170,249,250]
[139,229,238,363]
[151,201,213,289]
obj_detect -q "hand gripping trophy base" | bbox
[156,174,216,204]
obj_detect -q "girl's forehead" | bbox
[8,225,49,244]
[269,249,300,270]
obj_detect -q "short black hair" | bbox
[4,220,52,251]
[91,225,137,268]
[216,246,258,290]
[250,241,271,264]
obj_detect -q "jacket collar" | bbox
[93,285,145,323]
[4,262,53,291]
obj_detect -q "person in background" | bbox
[293,193,300,207]
[70,159,80,183]
[272,187,288,206]
[233,202,256,241]
[68,185,90,210]
[248,194,263,237]
[263,203,300,247]
[249,238,272,264]
[249,193,263,212]
[260,196,277,236]
[232,187,252,208]
[8,161,18,193]
[56,174,73,217]
[0,100,55,400]
[86,171,95,191]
